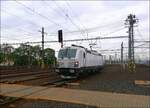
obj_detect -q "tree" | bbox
[43,48,56,66]
[12,44,34,66]
[0,43,56,66]
[0,52,4,63]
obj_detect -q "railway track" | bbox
[0,67,80,106]
[0,71,50,79]
[0,67,59,86]
[18,75,61,86]
[0,79,76,106]
[0,72,59,85]
[0,68,46,75]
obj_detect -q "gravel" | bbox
[76,80,150,96]
[66,64,150,96]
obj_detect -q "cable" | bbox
[136,27,147,41]
[41,0,73,32]
[14,0,70,31]
[135,27,149,57]
[102,26,126,36]
[1,36,21,41]
[3,35,128,45]
[51,0,91,46]
[52,0,85,36]
[1,9,40,28]
[46,20,124,36]
[65,0,87,32]
[1,24,38,37]
[15,0,58,26]
[136,21,149,58]
[66,1,123,34]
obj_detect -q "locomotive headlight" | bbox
[74,61,79,67]
[55,69,59,73]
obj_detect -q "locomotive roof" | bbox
[71,44,102,56]
[60,44,102,56]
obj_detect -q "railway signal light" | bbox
[58,30,63,48]
[58,30,63,43]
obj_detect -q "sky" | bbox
[1,0,149,60]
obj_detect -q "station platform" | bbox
[0,83,149,108]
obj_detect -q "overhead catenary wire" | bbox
[1,9,40,28]
[52,0,87,39]
[66,0,125,36]
[42,0,66,18]
[65,0,87,32]
[135,27,149,57]
[46,20,125,36]
[1,36,22,41]
[46,25,126,40]
[136,27,147,41]
[2,26,128,48]
[1,24,38,37]
[41,0,85,46]
[47,0,93,46]
[1,34,41,42]
[66,0,125,32]
[65,2,91,47]
[1,24,127,46]
[99,46,149,52]
[41,0,72,32]
[14,0,70,32]
[3,35,128,45]
[3,0,126,44]
[1,29,41,43]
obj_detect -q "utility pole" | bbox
[38,27,46,60]
[121,42,123,63]
[125,14,138,72]
[115,52,117,63]
[109,55,112,64]
[125,14,138,63]
[42,27,44,60]
[38,27,47,68]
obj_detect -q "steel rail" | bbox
[0,71,49,79]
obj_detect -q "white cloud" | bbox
[1,0,149,60]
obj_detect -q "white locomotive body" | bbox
[56,44,104,79]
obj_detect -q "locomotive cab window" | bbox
[67,49,77,58]
[58,48,77,58]
[58,49,65,59]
